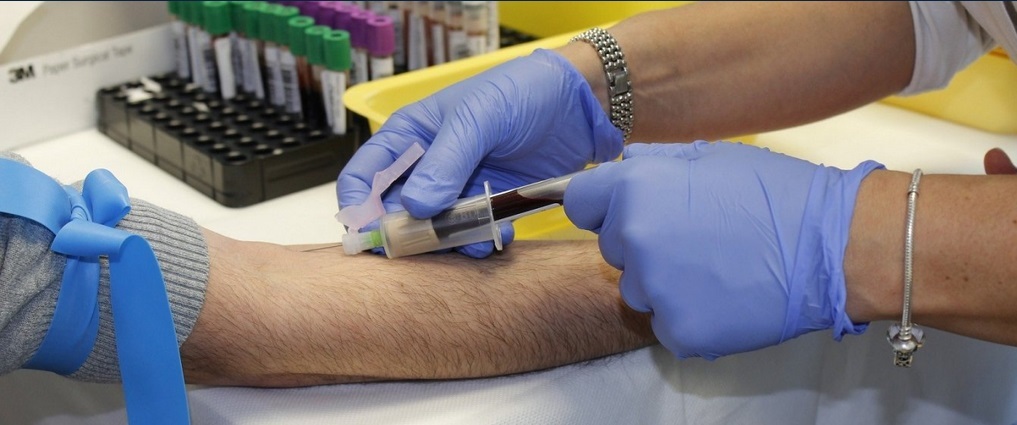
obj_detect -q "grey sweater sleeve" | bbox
[0,152,209,383]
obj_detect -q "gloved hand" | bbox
[563,141,884,359]
[337,49,623,258]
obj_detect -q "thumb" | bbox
[984,148,1017,175]
[563,161,622,232]
[623,140,718,160]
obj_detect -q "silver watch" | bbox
[570,27,634,142]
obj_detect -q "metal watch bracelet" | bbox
[570,27,634,142]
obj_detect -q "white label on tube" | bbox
[214,37,235,100]
[353,50,369,86]
[187,26,203,86]
[279,50,301,114]
[391,9,406,67]
[407,13,426,70]
[198,31,219,93]
[448,30,468,60]
[466,35,486,58]
[487,1,499,53]
[171,21,189,78]
[235,36,247,89]
[430,23,446,65]
[370,57,395,80]
[229,33,243,91]
[264,44,284,106]
[244,39,264,99]
[321,69,347,135]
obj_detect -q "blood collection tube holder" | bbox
[96,73,365,208]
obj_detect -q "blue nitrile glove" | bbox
[563,141,884,359]
[337,48,623,258]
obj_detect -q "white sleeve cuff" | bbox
[900,1,997,96]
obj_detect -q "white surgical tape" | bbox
[336,143,425,233]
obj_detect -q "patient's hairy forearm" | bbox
[181,233,654,387]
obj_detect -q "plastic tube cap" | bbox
[296,1,321,19]
[181,1,200,26]
[331,3,358,31]
[259,4,284,43]
[287,16,315,55]
[229,1,250,32]
[273,6,300,46]
[202,1,233,36]
[349,10,372,49]
[241,2,267,38]
[366,15,395,57]
[304,25,330,66]
[323,30,352,71]
[347,10,372,49]
[310,2,337,27]
[342,230,383,256]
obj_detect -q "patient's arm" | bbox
[181,232,655,387]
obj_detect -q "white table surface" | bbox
[3,102,1017,424]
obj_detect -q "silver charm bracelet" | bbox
[887,169,926,367]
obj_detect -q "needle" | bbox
[300,243,343,252]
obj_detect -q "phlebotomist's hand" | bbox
[564,141,883,359]
[337,49,622,258]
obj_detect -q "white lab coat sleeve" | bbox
[899,1,997,96]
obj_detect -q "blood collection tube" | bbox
[304,25,330,129]
[385,1,407,72]
[204,1,236,99]
[445,2,468,61]
[228,1,248,94]
[463,1,488,57]
[258,3,286,106]
[406,2,427,71]
[168,2,191,80]
[367,15,395,80]
[273,6,301,113]
[321,30,352,135]
[195,2,223,95]
[287,15,316,120]
[183,2,206,86]
[240,1,267,99]
[349,10,372,85]
[428,1,447,65]
[486,1,499,53]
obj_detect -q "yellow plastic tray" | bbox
[499,1,688,38]
[881,48,1017,134]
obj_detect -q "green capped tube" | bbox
[288,16,317,121]
[321,30,352,135]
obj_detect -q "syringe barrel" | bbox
[379,193,497,258]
